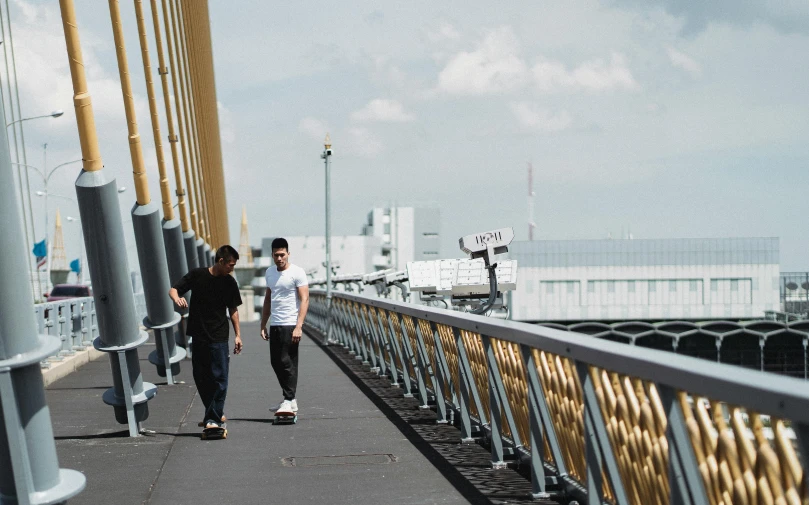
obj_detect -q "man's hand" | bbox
[260,326,269,341]
[292,326,302,344]
[173,296,188,309]
[234,335,243,355]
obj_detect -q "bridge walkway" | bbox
[46,320,543,505]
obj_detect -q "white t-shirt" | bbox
[265,264,308,326]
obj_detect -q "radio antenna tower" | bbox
[527,162,536,241]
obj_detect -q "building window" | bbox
[731,279,739,291]
[423,251,439,256]
[649,281,656,292]
[422,232,438,237]
[628,281,635,293]
[669,281,677,292]
[711,280,718,291]
[567,282,575,294]
[690,280,698,292]
[587,281,595,293]
[607,281,615,293]
[546,283,555,294]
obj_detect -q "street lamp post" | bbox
[5,110,64,296]
[320,134,334,343]
[14,158,81,297]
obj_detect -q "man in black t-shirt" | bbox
[170,245,243,430]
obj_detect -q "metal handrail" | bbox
[34,293,148,368]
[306,288,809,504]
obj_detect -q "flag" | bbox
[33,239,47,270]
[70,258,81,274]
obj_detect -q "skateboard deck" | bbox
[201,423,227,440]
[273,412,297,425]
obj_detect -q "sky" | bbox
[3,0,809,274]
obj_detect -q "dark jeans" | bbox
[191,340,229,425]
[269,325,299,401]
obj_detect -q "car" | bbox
[47,284,92,302]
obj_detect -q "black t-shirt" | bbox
[173,267,242,343]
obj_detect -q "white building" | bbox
[361,207,441,270]
[508,238,781,322]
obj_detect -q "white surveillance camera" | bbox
[362,269,393,284]
[384,270,408,284]
[459,227,514,259]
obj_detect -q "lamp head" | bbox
[50,110,64,118]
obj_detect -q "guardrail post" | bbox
[575,362,629,505]
[658,385,710,505]
[385,311,413,394]
[350,303,378,369]
[480,335,506,467]
[58,303,76,356]
[454,326,488,431]
[521,344,566,497]
[428,322,455,423]
[365,307,393,380]
[69,300,83,350]
[451,326,475,441]
[397,314,430,406]
[413,319,443,414]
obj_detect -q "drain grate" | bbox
[281,453,397,467]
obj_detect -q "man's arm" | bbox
[292,285,309,343]
[169,287,188,308]
[229,308,242,354]
[260,289,271,341]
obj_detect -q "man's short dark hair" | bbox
[271,237,289,252]
[215,245,240,264]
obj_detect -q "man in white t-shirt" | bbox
[260,237,309,415]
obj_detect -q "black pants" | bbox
[191,340,229,424]
[269,325,299,401]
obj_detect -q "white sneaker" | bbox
[275,400,294,415]
[269,400,285,412]
[291,399,298,413]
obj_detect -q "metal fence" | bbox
[306,289,809,505]
[537,320,809,380]
[35,293,148,368]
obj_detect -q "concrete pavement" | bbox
[47,320,507,505]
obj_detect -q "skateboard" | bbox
[201,423,227,440]
[273,411,298,425]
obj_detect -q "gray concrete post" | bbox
[0,97,85,504]
[182,229,200,272]
[196,238,207,268]
[76,170,157,436]
[132,203,186,385]
[203,243,212,267]
[163,218,188,350]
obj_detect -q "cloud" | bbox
[298,117,330,140]
[509,102,572,132]
[343,127,384,158]
[427,22,461,44]
[611,0,809,36]
[351,99,415,123]
[666,46,702,77]
[436,26,529,95]
[217,101,235,144]
[533,52,639,93]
